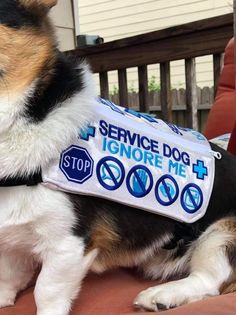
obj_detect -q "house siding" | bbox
[79,0,232,41]
[51,0,75,51]
[78,0,233,90]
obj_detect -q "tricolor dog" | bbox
[0,1,236,315]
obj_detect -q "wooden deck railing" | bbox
[67,13,233,130]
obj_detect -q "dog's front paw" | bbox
[134,285,178,312]
[134,280,216,312]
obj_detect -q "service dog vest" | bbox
[42,99,218,223]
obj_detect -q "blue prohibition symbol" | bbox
[155,175,179,206]
[60,145,94,184]
[193,160,208,180]
[126,165,153,198]
[96,156,125,191]
[181,183,203,214]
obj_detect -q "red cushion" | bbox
[204,38,235,139]
[0,270,236,315]
[227,123,236,155]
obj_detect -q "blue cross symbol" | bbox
[80,126,96,141]
[193,160,208,180]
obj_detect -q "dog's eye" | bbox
[0,70,5,77]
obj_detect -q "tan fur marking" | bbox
[0,23,56,96]
[220,278,236,294]
[19,0,57,10]
[86,216,141,271]
[219,218,236,233]
[87,216,159,272]
[212,218,236,295]
[89,216,120,251]
[93,249,139,271]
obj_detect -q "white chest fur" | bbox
[0,185,76,255]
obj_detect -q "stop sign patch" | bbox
[60,145,94,184]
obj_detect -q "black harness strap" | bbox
[0,171,43,187]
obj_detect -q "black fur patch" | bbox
[70,194,176,251]
[24,53,84,123]
[198,143,236,228]
[0,1,41,28]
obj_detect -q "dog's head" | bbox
[0,0,57,97]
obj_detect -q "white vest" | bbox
[42,99,218,223]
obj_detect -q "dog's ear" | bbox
[19,0,57,14]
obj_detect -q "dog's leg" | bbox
[134,218,235,312]
[0,253,36,308]
[35,236,98,315]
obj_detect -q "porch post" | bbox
[73,0,80,36]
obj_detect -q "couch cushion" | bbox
[228,123,236,155]
[204,38,235,139]
[0,269,235,315]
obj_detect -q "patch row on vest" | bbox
[42,99,215,223]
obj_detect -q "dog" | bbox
[0,1,236,315]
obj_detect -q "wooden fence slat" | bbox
[213,53,223,96]
[201,87,211,105]
[185,58,198,130]
[171,89,178,107]
[129,92,139,108]
[160,61,172,122]
[138,65,149,112]
[197,86,201,105]
[112,89,212,110]
[118,69,129,107]
[99,72,109,99]
[110,89,211,132]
